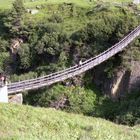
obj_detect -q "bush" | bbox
[18,43,31,70]
[48,14,63,23]
[0,37,9,52]
[10,71,38,82]
[95,91,140,126]
[24,85,97,115]
[0,52,9,72]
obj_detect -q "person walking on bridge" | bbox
[0,73,7,87]
[0,73,4,87]
[78,60,82,66]
[3,76,7,86]
[0,73,8,103]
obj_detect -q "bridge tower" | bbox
[0,85,8,103]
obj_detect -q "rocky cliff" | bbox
[93,61,140,99]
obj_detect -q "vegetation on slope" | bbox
[1,0,139,79]
[0,0,140,128]
[0,0,132,9]
[24,84,140,126]
[0,103,140,140]
[0,0,139,76]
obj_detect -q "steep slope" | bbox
[0,103,140,140]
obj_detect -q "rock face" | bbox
[10,38,23,54]
[133,0,140,4]
[128,61,140,92]
[7,38,23,74]
[9,93,23,104]
[93,61,140,99]
[26,9,39,14]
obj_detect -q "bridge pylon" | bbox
[0,86,8,103]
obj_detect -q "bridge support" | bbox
[0,86,8,103]
[9,93,23,104]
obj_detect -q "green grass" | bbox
[0,0,14,9]
[0,0,133,9]
[0,103,140,139]
[0,0,92,9]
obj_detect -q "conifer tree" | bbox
[4,0,25,37]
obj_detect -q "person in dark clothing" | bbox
[0,73,6,87]
[3,76,7,85]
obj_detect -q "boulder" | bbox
[30,9,39,15]
[133,0,140,4]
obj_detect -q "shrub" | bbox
[48,14,63,23]
[24,85,97,115]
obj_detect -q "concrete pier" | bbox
[9,93,23,104]
[0,86,8,103]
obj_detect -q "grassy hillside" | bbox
[0,2,140,139]
[0,0,92,9]
[0,103,140,140]
[0,0,132,9]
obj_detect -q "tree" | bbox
[4,0,25,37]
[18,43,31,70]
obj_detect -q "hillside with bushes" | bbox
[0,0,140,131]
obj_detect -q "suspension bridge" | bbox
[5,25,140,95]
